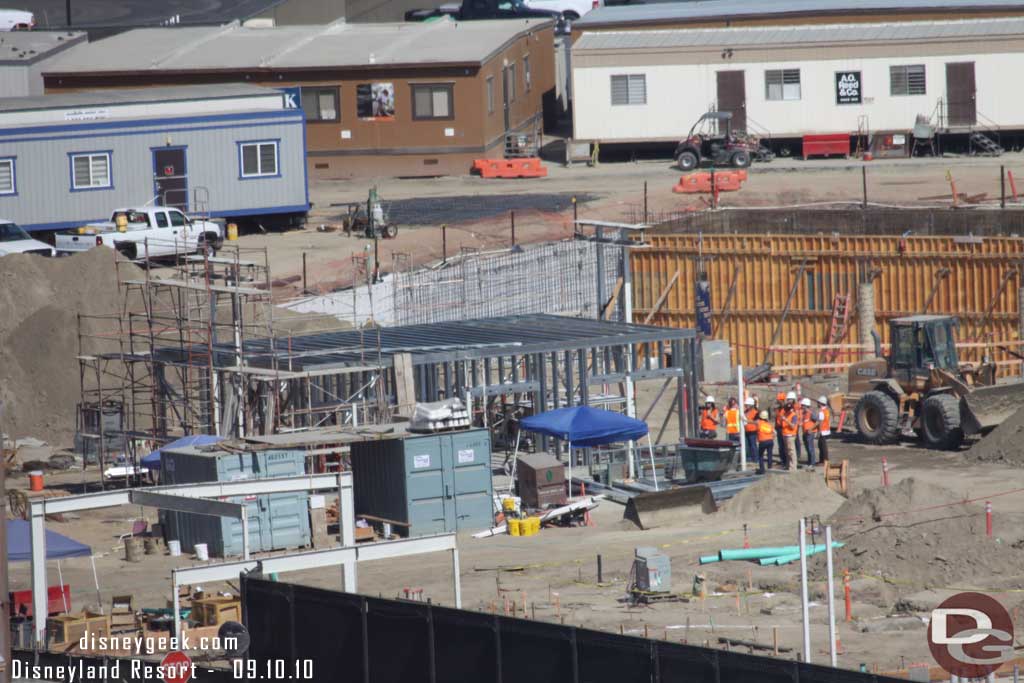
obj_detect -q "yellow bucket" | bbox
[227,223,239,241]
[529,517,541,535]
[502,497,516,512]
[508,518,521,536]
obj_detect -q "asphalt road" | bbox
[10,0,279,27]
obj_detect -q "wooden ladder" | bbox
[821,293,851,365]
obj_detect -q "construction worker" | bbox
[800,397,818,466]
[773,392,787,468]
[816,396,832,464]
[743,397,759,465]
[781,391,800,471]
[756,410,774,474]
[699,397,721,439]
[724,397,741,445]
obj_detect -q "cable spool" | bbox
[824,459,849,497]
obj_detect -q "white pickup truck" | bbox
[55,207,225,260]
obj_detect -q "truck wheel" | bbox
[198,234,217,257]
[731,150,752,168]
[384,224,398,239]
[117,242,138,261]
[677,151,698,171]
[855,390,900,444]
[920,394,964,450]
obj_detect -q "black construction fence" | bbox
[241,577,907,683]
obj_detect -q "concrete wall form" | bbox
[631,232,1024,376]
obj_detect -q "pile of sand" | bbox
[0,249,134,445]
[964,405,1024,467]
[814,478,1023,590]
[719,471,845,520]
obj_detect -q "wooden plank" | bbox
[642,270,680,325]
[393,352,416,416]
[602,277,624,321]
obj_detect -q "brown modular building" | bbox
[42,19,556,178]
[572,0,1024,35]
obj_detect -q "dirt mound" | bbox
[0,249,134,446]
[964,405,1024,467]
[719,471,845,520]
[815,478,1023,590]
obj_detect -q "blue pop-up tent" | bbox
[517,406,658,492]
[7,519,91,563]
[142,434,224,469]
[7,519,97,614]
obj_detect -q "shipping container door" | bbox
[716,71,746,133]
[446,431,493,532]
[405,437,448,535]
[221,495,263,556]
[267,494,310,550]
[945,62,976,126]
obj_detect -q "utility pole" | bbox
[0,402,9,683]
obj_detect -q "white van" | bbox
[0,9,34,31]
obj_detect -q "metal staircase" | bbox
[969,131,1004,156]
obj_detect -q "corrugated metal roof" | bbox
[575,0,1024,27]
[43,18,552,74]
[0,83,279,113]
[573,16,1024,50]
[162,314,695,371]
[0,30,86,65]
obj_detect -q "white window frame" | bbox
[70,151,112,190]
[239,141,279,179]
[610,74,647,106]
[0,157,14,195]
[765,69,801,101]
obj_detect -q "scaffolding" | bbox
[76,245,387,486]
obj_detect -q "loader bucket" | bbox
[623,486,708,529]
[960,382,1024,435]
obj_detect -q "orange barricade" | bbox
[472,158,548,179]
[673,170,747,194]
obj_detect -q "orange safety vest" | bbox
[775,407,785,428]
[757,419,775,443]
[781,407,799,437]
[819,407,832,436]
[802,407,818,434]
[744,408,759,433]
[725,408,741,434]
[700,407,720,432]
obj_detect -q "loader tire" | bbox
[920,394,964,450]
[855,390,900,444]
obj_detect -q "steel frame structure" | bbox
[28,473,353,645]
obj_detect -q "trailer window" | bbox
[239,141,279,178]
[610,74,646,106]
[765,69,801,101]
[890,65,926,96]
[70,152,112,190]
[300,87,339,122]
[411,84,454,120]
[0,158,14,195]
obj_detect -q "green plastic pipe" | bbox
[757,542,845,566]
[718,546,802,562]
[699,554,720,564]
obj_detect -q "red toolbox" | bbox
[802,134,850,159]
[10,584,71,617]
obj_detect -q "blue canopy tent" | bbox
[7,519,98,613]
[517,406,658,492]
[142,434,224,469]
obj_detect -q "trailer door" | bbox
[153,147,189,211]
[716,71,746,133]
[945,62,976,127]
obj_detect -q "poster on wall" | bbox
[835,71,862,105]
[357,83,395,120]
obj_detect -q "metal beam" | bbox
[171,533,458,638]
[31,473,353,645]
[590,367,683,384]
[130,491,244,519]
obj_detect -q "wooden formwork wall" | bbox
[632,234,1024,376]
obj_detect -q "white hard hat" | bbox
[705,396,716,404]
[800,397,811,407]
[744,397,755,406]
[759,410,769,419]
[785,391,797,401]
[818,395,829,405]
